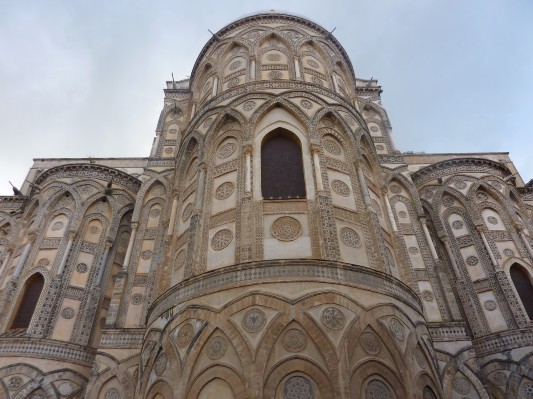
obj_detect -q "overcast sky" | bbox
[0,0,532,195]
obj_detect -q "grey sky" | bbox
[0,0,532,195]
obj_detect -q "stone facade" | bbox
[0,11,532,399]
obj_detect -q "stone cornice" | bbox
[35,163,142,194]
[0,196,27,209]
[147,259,422,325]
[411,158,511,186]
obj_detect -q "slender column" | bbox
[195,164,207,210]
[56,231,76,275]
[122,223,138,271]
[190,103,196,121]
[311,146,324,191]
[294,58,301,79]
[442,237,460,278]
[420,218,439,260]
[356,163,371,206]
[519,229,533,259]
[477,226,498,267]
[167,194,179,237]
[383,192,398,232]
[333,75,340,93]
[250,57,256,79]
[245,147,252,194]
[0,249,12,277]
[96,241,113,286]
[13,234,36,278]
[211,76,218,97]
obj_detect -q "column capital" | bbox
[244,145,253,155]
[67,230,77,240]
[131,222,139,230]
[310,144,321,154]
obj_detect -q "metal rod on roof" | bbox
[172,73,176,89]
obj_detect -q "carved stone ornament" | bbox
[442,197,455,207]
[243,100,256,111]
[398,211,407,219]
[487,216,498,225]
[360,331,381,354]
[8,376,23,390]
[229,60,242,70]
[300,99,313,109]
[453,376,470,395]
[312,76,323,86]
[408,246,419,255]
[176,323,194,347]
[388,318,405,341]
[522,382,533,398]
[154,353,167,376]
[211,229,233,250]
[242,308,267,333]
[37,258,50,267]
[331,180,350,197]
[321,307,346,330]
[503,248,515,257]
[207,336,227,359]
[104,388,121,399]
[131,293,144,305]
[141,250,153,260]
[217,142,237,159]
[476,191,489,201]
[88,225,100,234]
[452,220,464,230]
[267,53,282,62]
[51,221,64,231]
[283,329,306,352]
[370,126,379,132]
[76,263,88,273]
[376,144,385,151]
[306,59,319,68]
[271,216,302,241]
[149,208,161,218]
[61,307,75,319]
[215,182,235,200]
[227,77,240,88]
[284,376,313,399]
[340,227,361,248]
[181,203,193,222]
[421,290,434,302]
[466,256,479,266]
[367,380,391,399]
[389,184,402,194]
[490,371,507,386]
[454,181,467,189]
[484,300,497,311]
[268,70,283,79]
[323,138,341,155]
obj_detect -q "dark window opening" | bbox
[261,129,306,199]
[11,273,44,330]
[510,263,533,319]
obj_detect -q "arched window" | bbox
[11,273,44,329]
[423,386,437,399]
[510,264,533,319]
[261,129,306,199]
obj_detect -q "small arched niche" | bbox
[10,273,44,330]
[261,128,306,200]
[510,263,533,319]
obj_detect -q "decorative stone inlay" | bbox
[51,221,64,231]
[176,323,194,347]
[174,250,186,271]
[375,144,385,151]
[466,256,479,266]
[242,308,266,333]
[321,307,346,330]
[131,293,144,305]
[141,250,153,260]
[367,380,391,399]
[415,347,426,368]
[154,353,167,376]
[76,263,88,273]
[300,99,313,109]
[454,181,467,189]
[484,300,497,311]
[89,225,100,234]
[215,182,235,200]
[421,290,434,302]
[487,216,498,225]
[104,388,121,399]
[442,197,455,207]
[306,59,319,68]
[207,336,227,359]
[8,376,22,390]
[360,331,380,354]
[490,371,507,386]
[311,76,323,86]
[503,248,515,257]
[61,307,75,319]
[408,246,419,255]
[268,70,283,79]
[229,60,242,70]
[453,376,471,395]
[476,192,489,201]
[283,329,306,352]
[37,258,50,267]
[149,208,161,218]
[370,126,379,132]
[217,142,237,158]
[323,139,341,155]
[522,382,533,398]
[211,229,233,250]
[452,220,464,230]
[340,227,361,248]
[331,180,350,197]
[389,318,405,341]
[271,217,302,241]
[284,376,313,399]
[397,211,407,219]
[227,77,240,88]
[266,53,282,62]
[181,203,193,222]
[345,115,356,126]
[169,129,177,135]
[243,100,256,111]
[389,184,402,194]
[58,382,74,395]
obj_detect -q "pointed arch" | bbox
[10,272,44,330]
[509,263,533,319]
